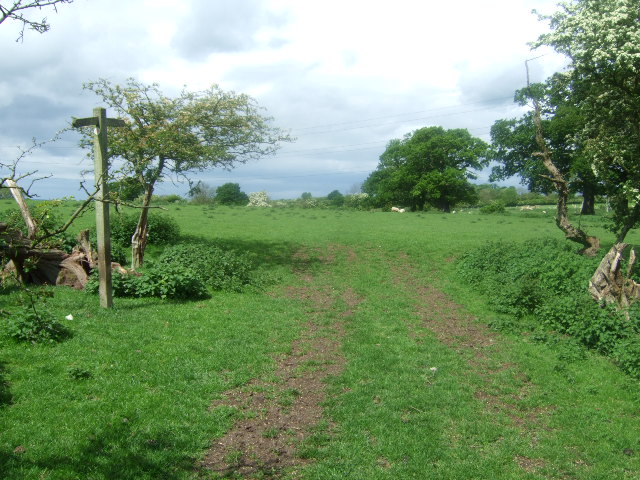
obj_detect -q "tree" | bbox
[215,182,248,206]
[363,127,488,212]
[327,189,344,207]
[490,75,601,215]
[81,78,292,268]
[532,0,640,304]
[188,181,215,205]
[532,0,640,242]
[0,0,72,41]
[108,176,145,203]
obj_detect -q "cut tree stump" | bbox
[588,243,640,308]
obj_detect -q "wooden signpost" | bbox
[72,108,125,308]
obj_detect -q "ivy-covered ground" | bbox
[0,201,638,479]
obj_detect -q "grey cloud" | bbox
[456,62,525,105]
[171,0,289,60]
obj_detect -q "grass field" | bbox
[1,200,639,479]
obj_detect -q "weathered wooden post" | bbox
[72,108,125,308]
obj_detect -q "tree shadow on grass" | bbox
[0,361,13,407]
[178,234,323,273]
[0,415,198,480]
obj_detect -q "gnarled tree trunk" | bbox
[530,91,600,256]
[589,243,640,310]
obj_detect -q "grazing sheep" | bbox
[391,207,400,212]
[399,208,405,213]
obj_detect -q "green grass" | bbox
[1,201,639,479]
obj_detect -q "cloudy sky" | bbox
[1,0,567,199]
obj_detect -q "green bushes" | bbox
[157,242,258,292]
[3,307,71,343]
[479,201,506,215]
[457,238,640,377]
[110,212,180,247]
[86,241,263,300]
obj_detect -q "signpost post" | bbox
[72,108,125,308]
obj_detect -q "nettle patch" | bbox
[457,238,640,378]
[86,241,269,300]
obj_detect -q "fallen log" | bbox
[1,224,96,288]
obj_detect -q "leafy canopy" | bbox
[83,78,292,189]
[215,182,249,206]
[532,0,640,237]
[363,126,488,211]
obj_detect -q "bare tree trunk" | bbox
[5,179,37,239]
[530,94,600,256]
[131,184,154,269]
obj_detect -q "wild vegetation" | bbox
[1,1,639,478]
[1,199,639,479]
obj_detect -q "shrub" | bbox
[247,191,271,207]
[86,241,261,299]
[479,201,506,214]
[4,308,71,343]
[133,264,209,300]
[157,242,258,292]
[110,212,180,247]
[344,192,370,210]
[457,238,640,378]
[327,190,345,207]
[86,264,208,300]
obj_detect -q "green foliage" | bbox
[326,189,344,207]
[3,200,77,251]
[157,242,260,292]
[86,264,209,300]
[108,177,145,202]
[363,126,488,211]
[215,183,249,206]
[3,307,70,343]
[489,74,600,213]
[457,239,640,377]
[67,366,93,380]
[479,201,506,214]
[153,194,183,204]
[110,211,180,247]
[300,192,312,200]
[532,0,640,233]
[86,240,262,299]
[82,77,292,265]
[343,192,371,210]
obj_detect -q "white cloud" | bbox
[0,0,567,199]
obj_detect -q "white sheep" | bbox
[391,207,400,212]
[398,208,405,213]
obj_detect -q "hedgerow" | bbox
[457,238,640,377]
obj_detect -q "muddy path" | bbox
[201,246,553,478]
[202,246,362,477]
